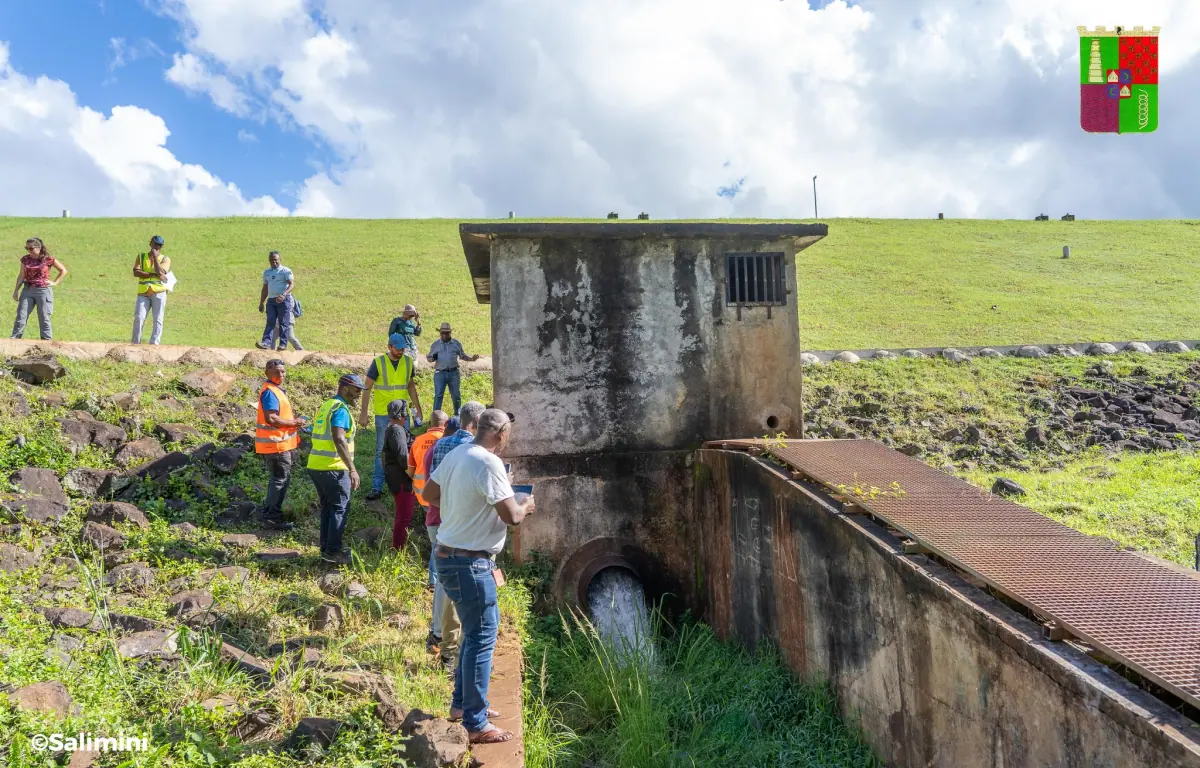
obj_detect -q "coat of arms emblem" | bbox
[1079,26,1159,133]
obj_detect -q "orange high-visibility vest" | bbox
[409,427,444,505]
[255,382,301,454]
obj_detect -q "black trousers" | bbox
[259,449,296,519]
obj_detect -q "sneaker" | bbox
[261,518,296,531]
[425,631,441,655]
[320,548,352,565]
[255,341,271,350]
[364,489,382,501]
[293,343,304,351]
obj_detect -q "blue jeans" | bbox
[132,292,167,345]
[435,554,499,732]
[433,368,462,415]
[261,295,294,348]
[308,468,350,555]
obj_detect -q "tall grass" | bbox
[523,609,879,768]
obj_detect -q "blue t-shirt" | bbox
[329,396,353,430]
[260,387,281,413]
[263,265,294,298]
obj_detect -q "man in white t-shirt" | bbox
[424,408,534,745]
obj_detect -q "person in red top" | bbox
[11,237,67,341]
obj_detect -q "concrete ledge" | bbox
[802,339,1199,363]
[0,339,493,374]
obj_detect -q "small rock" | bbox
[872,350,898,360]
[218,641,273,683]
[1152,409,1182,427]
[154,423,202,444]
[313,603,344,631]
[189,442,217,462]
[351,526,385,546]
[61,419,93,452]
[108,613,165,634]
[4,497,69,525]
[10,355,66,385]
[831,351,860,364]
[117,630,179,659]
[10,467,68,506]
[196,566,250,585]
[53,633,85,653]
[901,349,926,359]
[62,468,116,498]
[6,680,76,718]
[977,348,1003,358]
[282,717,343,752]
[37,391,66,407]
[221,533,259,548]
[1124,342,1153,354]
[1024,427,1047,446]
[86,501,150,530]
[79,521,126,552]
[256,547,302,561]
[1087,342,1119,356]
[317,572,345,596]
[992,478,1027,497]
[3,392,32,419]
[114,437,167,468]
[105,562,155,593]
[200,694,239,713]
[107,392,140,410]
[1050,345,1082,358]
[0,542,36,572]
[171,522,198,534]
[211,447,245,473]
[942,348,970,363]
[898,443,922,457]
[1016,346,1047,359]
[40,607,101,630]
[965,426,982,444]
[401,710,469,768]
[167,590,215,617]
[267,636,330,656]
[89,422,129,452]
[1158,341,1190,353]
[179,368,238,397]
[103,550,136,569]
[343,582,370,599]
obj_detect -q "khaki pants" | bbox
[427,524,461,666]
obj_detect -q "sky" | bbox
[0,0,1197,219]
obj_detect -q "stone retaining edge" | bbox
[0,339,493,374]
[800,340,1200,364]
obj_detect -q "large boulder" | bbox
[6,681,77,718]
[10,355,66,385]
[1124,341,1153,354]
[179,368,237,397]
[114,437,166,468]
[1086,342,1119,356]
[154,423,202,444]
[0,542,37,572]
[798,353,822,366]
[1158,341,1190,353]
[1015,346,1047,359]
[86,502,149,530]
[942,348,970,363]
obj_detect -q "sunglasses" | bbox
[24,246,37,251]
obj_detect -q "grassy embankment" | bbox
[1,217,1199,354]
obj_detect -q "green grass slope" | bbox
[2,217,1199,355]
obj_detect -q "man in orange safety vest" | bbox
[256,358,308,530]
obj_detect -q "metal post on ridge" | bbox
[812,175,819,219]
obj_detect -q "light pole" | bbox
[812,175,819,219]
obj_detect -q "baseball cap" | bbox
[388,332,406,349]
[387,399,408,419]
[150,235,165,246]
[338,373,365,389]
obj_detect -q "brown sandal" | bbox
[468,725,514,744]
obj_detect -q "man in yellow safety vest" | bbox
[131,235,171,345]
[255,359,307,531]
[360,332,424,501]
[308,373,365,564]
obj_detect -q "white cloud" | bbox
[237,128,258,143]
[0,42,286,217]
[108,37,164,71]
[150,0,1200,219]
[165,52,252,116]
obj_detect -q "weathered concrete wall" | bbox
[692,449,1200,768]
[506,451,696,609]
[490,236,805,456]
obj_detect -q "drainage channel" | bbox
[707,437,1200,713]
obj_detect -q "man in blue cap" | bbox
[308,373,365,564]
[132,235,171,345]
[359,333,424,501]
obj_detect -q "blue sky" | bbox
[0,0,325,208]
[0,0,1196,218]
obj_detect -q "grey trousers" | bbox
[132,292,167,345]
[11,286,53,340]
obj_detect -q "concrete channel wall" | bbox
[692,449,1200,768]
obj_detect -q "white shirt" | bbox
[430,443,514,555]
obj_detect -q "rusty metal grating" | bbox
[706,438,1200,710]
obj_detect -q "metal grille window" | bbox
[725,252,787,306]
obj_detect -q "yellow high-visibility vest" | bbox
[136,252,167,295]
[307,397,355,471]
[371,353,412,417]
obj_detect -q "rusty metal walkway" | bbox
[706,438,1200,710]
